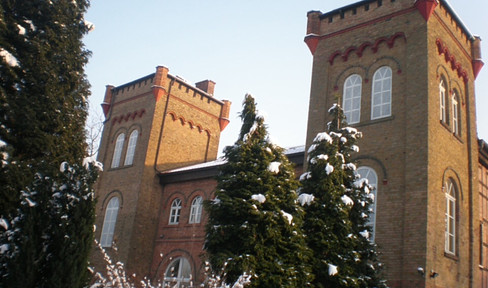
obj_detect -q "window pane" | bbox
[100,197,119,247]
[189,196,203,224]
[124,130,138,166]
[164,258,192,287]
[371,66,392,119]
[343,74,362,124]
[445,180,456,254]
[357,167,378,242]
[169,199,182,224]
[111,134,125,168]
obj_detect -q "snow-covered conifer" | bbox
[299,104,387,288]
[204,94,313,287]
[0,1,97,287]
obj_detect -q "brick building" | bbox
[304,0,483,287]
[91,66,231,282]
[92,0,486,287]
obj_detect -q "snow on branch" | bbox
[0,48,19,67]
[267,161,281,174]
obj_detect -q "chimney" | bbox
[195,80,216,96]
[101,85,114,117]
[472,36,484,79]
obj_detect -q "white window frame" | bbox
[111,133,125,168]
[445,180,456,255]
[439,79,447,123]
[371,66,392,120]
[189,196,203,224]
[100,197,120,247]
[343,74,362,124]
[124,130,138,166]
[163,257,192,287]
[169,198,182,224]
[452,92,459,136]
[357,167,378,242]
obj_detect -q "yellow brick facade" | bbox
[305,0,482,287]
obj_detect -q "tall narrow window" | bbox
[189,196,203,224]
[111,133,125,168]
[371,66,392,120]
[343,74,362,124]
[124,130,138,166]
[357,167,378,242]
[439,79,447,123]
[452,92,460,136]
[100,197,120,247]
[445,179,456,255]
[163,257,192,287]
[169,198,182,224]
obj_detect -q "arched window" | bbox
[452,91,460,136]
[100,197,120,247]
[343,74,362,124]
[189,196,203,224]
[445,179,457,254]
[439,79,447,123]
[124,130,139,166]
[357,166,378,242]
[163,257,192,287]
[371,66,392,120]
[169,198,182,224]
[111,133,125,168]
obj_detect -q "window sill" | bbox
[444,251,459,261]
[354,115,395,128]
[108,164,134,171]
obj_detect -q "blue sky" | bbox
[84,0,488,153]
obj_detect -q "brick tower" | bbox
[92,66,231,281]
[304,1,483,287]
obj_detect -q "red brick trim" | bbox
[435,38,469,83]
[111,109,146,126]
[167,111,212,136]
[304,7,416,56]
[329,32,406,65]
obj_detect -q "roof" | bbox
[159,145,305,184]
[316,0,474,40]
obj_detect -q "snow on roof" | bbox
[162,145,305,174]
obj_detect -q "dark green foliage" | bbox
[205,94,313,287]
[299,104,387,288]
[0,0,96,287]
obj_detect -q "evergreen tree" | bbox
[204,94,313,287]
[298,104,387,288]
[0,1,98,287]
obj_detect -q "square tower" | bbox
[92,66,231,281]
[304,1,483,287]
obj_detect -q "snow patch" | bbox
[25,197,36,207]
[307,144,317,153]
[0,48,19,67]
[311,154,328,164]
[297,193,315,206]
[360,230,370,239]
[314,132,333,144]
[299,172,312,181]
[351,145,359,152]
[0,218,8,230]
[251,194,266,204]
[268,161,281,174]
[83,156,103,171]
[328,263,338,276]
[281,211,293,225]
[341,195,354,206]
[17,24,26,35]
[325,163,334,175]
[0,244,9,254]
